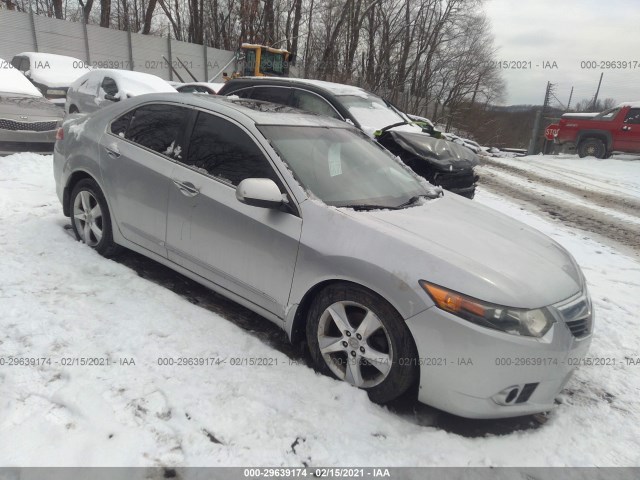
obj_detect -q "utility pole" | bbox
[528,81,553,155]
[567,86,574,111]
[592,72,604,111]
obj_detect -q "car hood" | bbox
[381,130,479,169]
[340,194,582,309]
[0,94,63,119]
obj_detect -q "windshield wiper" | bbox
[374,121,410,137]
[394,196,422,208]
[339,204,401,211]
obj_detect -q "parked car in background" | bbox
[65,69,177,114]
[555,102,640,158]
[54,94,592,419]
[218,77,479,198]
[10,52,91,105]
[176,82,224,95]
[0,58,63,155]
[442,132,483,154]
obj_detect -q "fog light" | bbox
[492,386,520,405]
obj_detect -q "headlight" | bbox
[420,281,555,337]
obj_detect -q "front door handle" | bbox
[104,145,121,158]
[172,179,200,197]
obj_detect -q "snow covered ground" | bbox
[477,153,640,258]
[481,153,640,201]
[1,153,640,467]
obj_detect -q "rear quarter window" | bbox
[110,110,134,137]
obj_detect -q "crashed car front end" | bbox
[377,130,479,199]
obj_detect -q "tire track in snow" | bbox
[480,156,640,218]
[477,170,640,257]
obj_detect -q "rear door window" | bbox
[250,86,291,105]
[126,104,189,158]
[228,87,253,98]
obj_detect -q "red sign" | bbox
[544,123,560,141]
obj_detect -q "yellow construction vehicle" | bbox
[240,43,291,77]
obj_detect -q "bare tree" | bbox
[100,0,110,26]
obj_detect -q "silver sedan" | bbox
[53,94,592,419]
[1,58,63,155]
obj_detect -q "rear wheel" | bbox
[70,179,120,257]
[306,283,418,403]
[578,138,606,158]
[68,105,79,114]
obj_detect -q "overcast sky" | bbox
[485,0,640,106]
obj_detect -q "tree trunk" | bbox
[303,0,313,76]
[100,0,111,27]
[289,0,302,62]
[52,0,63,18]
[78,0,94,23]
[141,0,155,33]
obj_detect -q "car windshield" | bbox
[259,125,429,209]
[337,94,409,132]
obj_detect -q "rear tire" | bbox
[306,282,418,403]
[69,105,79,114]
[69,179,120,257]
[578,138,606,158]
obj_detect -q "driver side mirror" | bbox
[236,178,284,209]
[104,93,120,102]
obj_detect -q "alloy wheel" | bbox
[73,190,103,247]
[317,300,393,388]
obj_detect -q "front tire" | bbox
[70,179,120,257]
[306,283,418,403]
[578,138,606,158]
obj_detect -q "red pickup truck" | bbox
[555,102,640,158]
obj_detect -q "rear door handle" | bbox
[104,145,121,158]
[172,179,200,197]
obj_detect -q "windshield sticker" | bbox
[328,144,342,176]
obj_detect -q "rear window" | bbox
[594,107,621,121]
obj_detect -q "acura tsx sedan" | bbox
[53,94,593,419]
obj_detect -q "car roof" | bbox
[132,93,353,128]
[224,76,372,97]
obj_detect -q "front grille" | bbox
[433,170,478,190]
[0,141,55,153]
[555,292,592,338]
[0,118,58,132]
[566,318,590,337]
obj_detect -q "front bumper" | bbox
[432,169,478,199]
[0,129,57,155]
[405,301,592,419]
